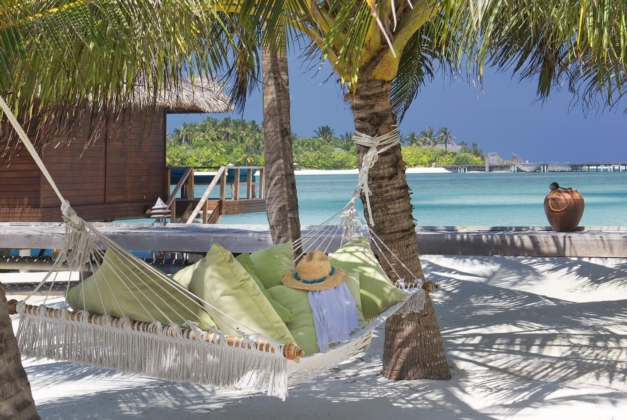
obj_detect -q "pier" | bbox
[165,166,266,224]
[442,162,627,173]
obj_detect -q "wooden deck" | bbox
[165,166,266,224]
[0,223,625,258]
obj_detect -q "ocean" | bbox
[214,171,627,227]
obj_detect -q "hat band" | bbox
[294,267,335,285]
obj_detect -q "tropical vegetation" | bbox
[166,119,483,169]
[2,1,627,412]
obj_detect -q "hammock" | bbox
[1,96,426,400]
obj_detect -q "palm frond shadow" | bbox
[25,258,627,419]
[423,255,627,298]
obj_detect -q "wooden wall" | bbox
[0,107,166,222]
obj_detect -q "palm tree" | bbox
[262,47,302,246]
[417,127,438,146]
[436,127,456,153]
[314,125,336,141]
[0,285,39,419]
[403,131,421,146]
[253,0,627,381]
[3,0,627,398]
[339,131,355,151]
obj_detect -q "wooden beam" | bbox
[186,166,226,224]
[0,223,626,257]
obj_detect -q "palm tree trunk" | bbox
[352,77,451,380]
[0,283,40,420]
[261,48,302,247]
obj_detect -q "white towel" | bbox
[308,283,361,352]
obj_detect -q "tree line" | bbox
[167,118,485,169]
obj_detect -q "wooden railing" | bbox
[165,166,265,224]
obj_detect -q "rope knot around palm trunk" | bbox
[352,128,401,226]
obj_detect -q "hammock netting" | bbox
[2,95,426,399]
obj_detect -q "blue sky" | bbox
[168,58,626,164]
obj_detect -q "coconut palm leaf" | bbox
[0,1,260,115]
[0,0,265,159]
[480,0,627,110]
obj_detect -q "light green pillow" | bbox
[236,253,294,323]
[249,241,295,289]
[189,243,295,345]
[345,273,367,328]
[66,250,215,330]
[330,238,407,321]
[267,285,319,356]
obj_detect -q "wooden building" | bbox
[0,80,232,222]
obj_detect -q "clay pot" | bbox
[544,188,585,232]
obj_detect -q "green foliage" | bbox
[167,117,484,169]
[402,145,484,167]
[314,125,336,141]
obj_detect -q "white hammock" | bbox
[1,96,426,400]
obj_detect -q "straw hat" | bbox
[282,251,348,291]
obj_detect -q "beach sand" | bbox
[9,255,627,419]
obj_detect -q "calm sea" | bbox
[214,171,627,227]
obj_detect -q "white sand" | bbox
[9,255,627,419]
[293,167,450,175]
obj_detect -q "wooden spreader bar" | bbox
[11,300,304,360]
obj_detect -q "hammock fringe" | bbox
[16,303,288,399]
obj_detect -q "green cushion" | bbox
[66,250,215,330]
[188,243,295,345]
[236,253,294,323]
[249,241,295,289]
[330,238,407,321]
[267,285,319,356]
[345,273,367,328]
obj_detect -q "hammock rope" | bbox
[2,94,426,399]
[352,128,402,226]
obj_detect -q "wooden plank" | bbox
[207,201,222,224]
[220,170,226,201]
[178,203,195,223]
[0,193,39,202]
[247,172,253,199]
[1,224,626,257]
[0,186,39,194]
[0,175,39,186]
[0,171,41,178]
[259,167,265,198]
[165,167,193,207]
[222,199,266,215]
[234,168,240,200]
[105,149,164,157]
[186,166,226,224]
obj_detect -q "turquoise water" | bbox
[215,171,627,227]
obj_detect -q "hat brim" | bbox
[282,267,349,291]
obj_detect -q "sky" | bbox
[167,57,626,164]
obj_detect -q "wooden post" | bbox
[259,167,265,199]
[165,167,172,201]
[220,168,226,202]
[247,168,254,199]
[234,168,241,200]
[188,168,195,199]
[202,200,209,224]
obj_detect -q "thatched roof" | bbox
[130,79,234,113]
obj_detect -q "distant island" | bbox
[167,118,487,170]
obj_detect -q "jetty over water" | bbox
[441,162,627,173]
